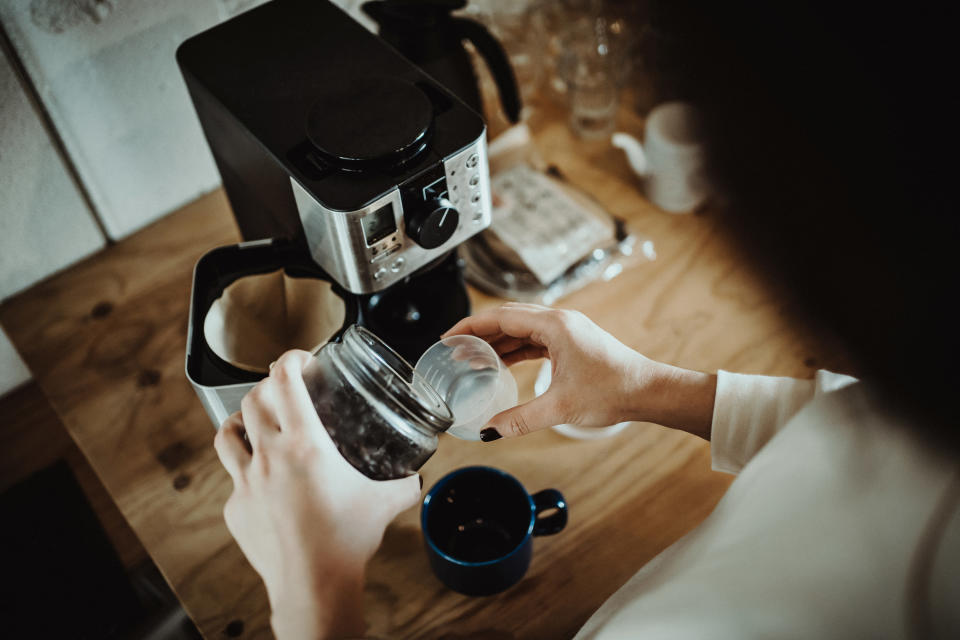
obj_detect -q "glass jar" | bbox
[301,325,454,481]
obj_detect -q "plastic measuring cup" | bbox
[414,335,518,441]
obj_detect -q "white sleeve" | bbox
[710,369,857,474]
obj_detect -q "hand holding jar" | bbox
[213,349,421,640]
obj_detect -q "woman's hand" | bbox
[443,303,716,441]
[213,349,421,640]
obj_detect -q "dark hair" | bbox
[648,2,959,449]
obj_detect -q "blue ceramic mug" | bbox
[421,466,568,596]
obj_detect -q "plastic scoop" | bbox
[414,335,518,440]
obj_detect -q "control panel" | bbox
[290,133,492,294]
[443,146,487,229]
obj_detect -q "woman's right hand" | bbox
[443,303,717,441]
[441,304,670,440]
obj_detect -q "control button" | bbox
[371,244,400,263]
[473,213,484,224]
[373,268,388,281]
[466,153,479,168]
[389,257,405,273]
[469,174,480,187]
[406,197,460,249]
[470,192,481,203]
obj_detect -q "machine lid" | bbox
[306,76,433,171]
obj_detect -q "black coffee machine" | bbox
[178,0,518,426]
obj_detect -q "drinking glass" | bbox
[556,19,629,139]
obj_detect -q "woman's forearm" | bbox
[627,362,717,440]
[268,563,366,640]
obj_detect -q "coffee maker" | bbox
[179,0,495,426]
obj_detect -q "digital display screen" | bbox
[362,204,397,245]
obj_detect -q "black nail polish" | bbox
[480,428,502,442]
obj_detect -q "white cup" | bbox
[414,335,518,441]
[612,101,709,213]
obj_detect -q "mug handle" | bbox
[532,489,568,536]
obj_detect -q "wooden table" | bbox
[0,107,849,639]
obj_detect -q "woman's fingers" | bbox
[442,312,503,339]
[442,303,558,348]
[269,350,317,433]
[240,378,282,450]
[443,304,556,367]
[482,391,562,440]
[268,349,343,455]
[215,412,252,481]
[501,345,549,366]
[488,335,534,357]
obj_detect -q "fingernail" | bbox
[480,428,502,442]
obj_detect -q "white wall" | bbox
[1,36,107,395]
[0,43,105,299]
[0,0,232,240]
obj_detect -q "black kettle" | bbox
[362,0,521,123]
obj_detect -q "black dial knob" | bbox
[406,197,459,249]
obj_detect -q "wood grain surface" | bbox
[0,106,851,639]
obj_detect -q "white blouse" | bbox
[575,371,960,639]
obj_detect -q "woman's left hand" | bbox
[214,349,421,640]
